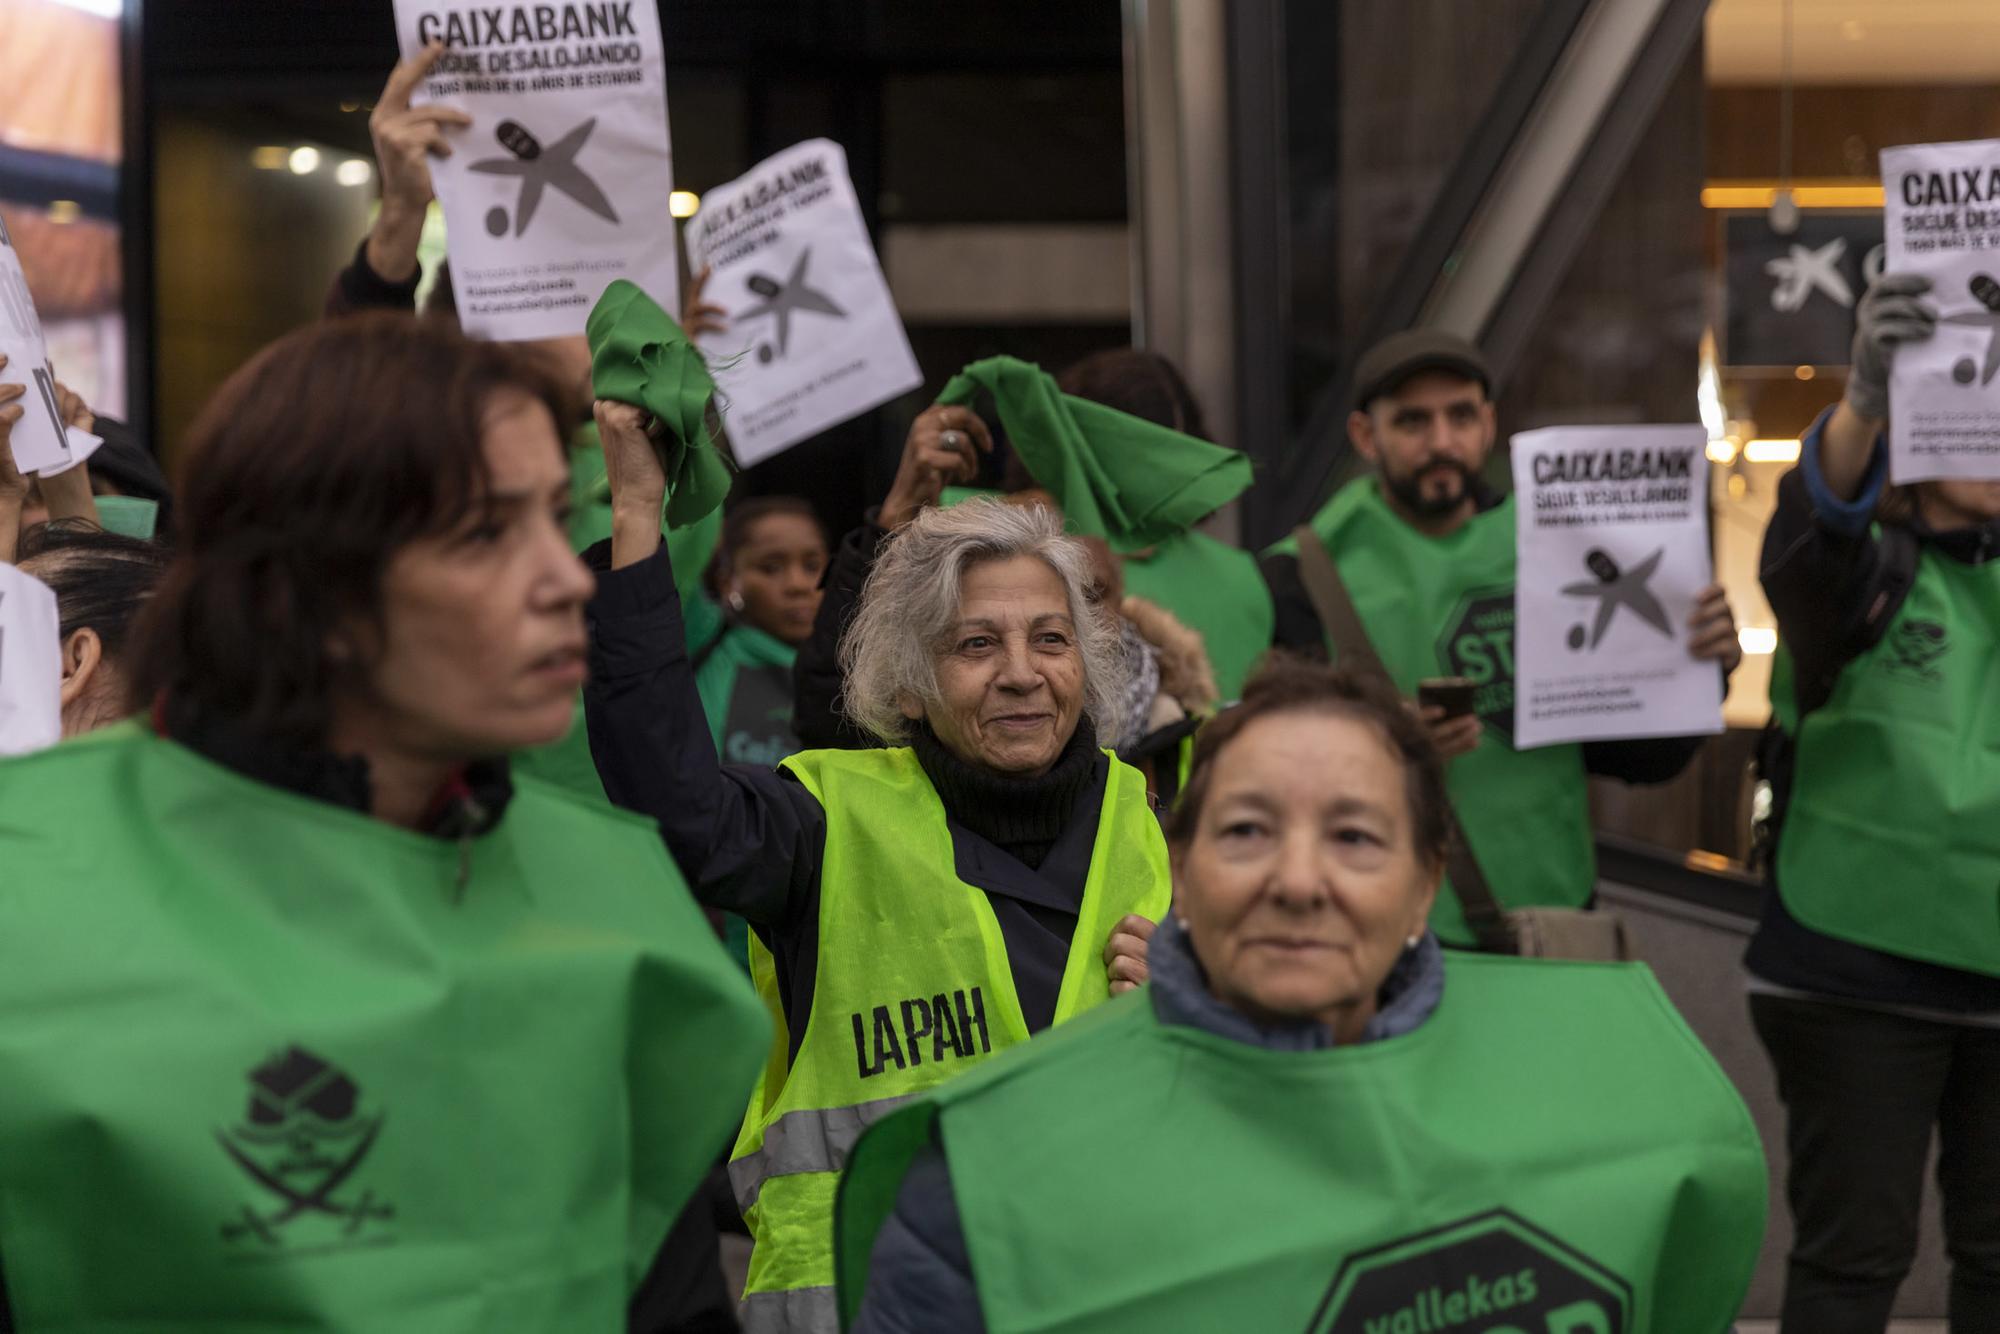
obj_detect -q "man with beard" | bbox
[1262,330,1741,947]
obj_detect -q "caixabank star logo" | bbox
[1305,1210,1631,1334]
[1436,587,1519,741]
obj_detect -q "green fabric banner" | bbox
[1777,542,2000,974]
[586,279,732,528]
[0,723,769,1330]
[839,954,1766,1333]
[936,356,1251,554]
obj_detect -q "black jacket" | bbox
[793,516,892,752]
[580,538,1114,1062]
[1746,410,2000,1014]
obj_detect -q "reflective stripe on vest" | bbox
[727,1093,915,1213]
[741,1284,836,1334]
[729,745,1172,1307]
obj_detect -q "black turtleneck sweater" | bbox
[907,716,1098,871]
[583,538,1117,1060]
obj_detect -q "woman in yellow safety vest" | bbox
[583,398,1172,1334]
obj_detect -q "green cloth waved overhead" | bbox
[936,356,1252,553]
[587,278,732,528]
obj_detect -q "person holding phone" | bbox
[1261,330,1743,947]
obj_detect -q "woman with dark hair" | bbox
[14,521,170,737]
[0,312,766,1332]
[837,658,1767,1334]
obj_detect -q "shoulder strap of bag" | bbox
[1288,528,1516,954]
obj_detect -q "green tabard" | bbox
[695,623,802,769]
[838,954,1766,1334]
[0,724,769,1331]
[1268,479,1596,945]
[1120,529,1274,700]
[1775,542,2000,974]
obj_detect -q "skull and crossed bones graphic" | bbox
[216,1045,394,1245]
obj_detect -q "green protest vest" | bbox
[1121,529,1274,700]
[0,724,769,1332]
[839,954,1766,1333]
[1270,479,1595,944]
[696,624,801,769]
[1775,544,2000,974]
[729,745,1172,1333]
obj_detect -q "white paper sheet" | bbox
[1881,138,2000,481]
[0,213,77,475]
[393,0,678,341]
[686,139,922,465]
[0,563,61,757]
[1510,425,1723,749]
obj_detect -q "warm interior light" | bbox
[1794,365,1817,381]
[251,145,289,170]
[1744,439,1802,464]
[1705,438,1739,465]
[1738,627,1778,656]
[1701,181,1886,211]
[669,190,700,219]
[335,159,374,187]
[288,146,321,175]
[45,200,81,224]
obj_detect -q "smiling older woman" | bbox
[582,401,1173,1334]
[835,658,1769,1334]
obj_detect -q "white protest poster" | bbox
[686,139,921,465]
[392,1,678,341]
[0,563,61,757]
[1881,138,2000,481]
[0,213,78,475]
[1510,425,1722,749]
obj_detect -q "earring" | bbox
[727,590,746,613]
[1404,933,1422,950]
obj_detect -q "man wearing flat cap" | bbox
[1262,329,1742,948]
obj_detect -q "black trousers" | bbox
[1751,992,2000,1333]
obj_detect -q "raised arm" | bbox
[584,398,826,930]
[1820,272,1935,501]
[325,44,469,316]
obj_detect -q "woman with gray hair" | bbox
[582,398,1172,1334]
